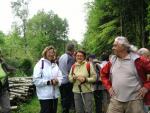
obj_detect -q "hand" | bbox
[109,87,116,97]
[137,87,148,98]
[73,75,77,80]
[77,76,86,83]
[51,79,58,86]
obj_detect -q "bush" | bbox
[19,59,33,76]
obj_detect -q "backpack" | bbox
[93,62,101,83]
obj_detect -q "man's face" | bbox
[70,49,75,56]
[112,41,125,56]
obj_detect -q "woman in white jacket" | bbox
[33,46,63,113]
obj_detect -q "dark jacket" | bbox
[0,62,15,92]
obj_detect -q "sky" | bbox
[0,0,92,43]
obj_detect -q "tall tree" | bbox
[26,10,69,61]
[0,31,5,45]
[83,0,149,55]
[11,0,30,54]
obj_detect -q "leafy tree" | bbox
[83,0,150,56]
[0,31,5,45]
[11,0,30,54]
[26,10,69,62]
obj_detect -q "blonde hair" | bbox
[42,46,56,59]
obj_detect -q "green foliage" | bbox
[19,59,32,76]
[11,0,30,54]
[0,8,69,77]
[83,0,120,55]
[12,96,40,113]
[26,10,69,62]
[146,2,150,47]
[0,31,5,45]
[83,0,150,56]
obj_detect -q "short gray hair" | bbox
[115,36,130,48]
[66,43,75,52]
[138,48,150,56]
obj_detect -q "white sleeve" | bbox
[32,61,47,87]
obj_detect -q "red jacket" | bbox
[100,55,150,105]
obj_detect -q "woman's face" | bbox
[46,49,55,61]
[76,52,85,63]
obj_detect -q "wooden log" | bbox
[11,106,17,110]
[10,92,22,97]
[8,76,35,107]
[14,87,29,91]
[10,89,26,94]
[9,83,33,87]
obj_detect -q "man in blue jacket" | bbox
[59,43,75,113]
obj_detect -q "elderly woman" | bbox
[33,46,63,113]
[137,47,150,112]
[69,50,96,113]
[138,48,150,59]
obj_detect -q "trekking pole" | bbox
[78,84,87,113]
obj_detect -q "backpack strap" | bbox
[71,62,90,77]
[71,64,76,75]
[41,60,44,69]
[95,63,101,81]
[86,62,90,77]
[41,60,44,77]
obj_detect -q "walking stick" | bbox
[78,84,87,113]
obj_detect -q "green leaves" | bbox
[26,11,69,61]
[83,0,150,55]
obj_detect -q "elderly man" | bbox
[59,43,75,113]
[101,36,150,113]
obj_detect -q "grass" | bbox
[11,96,75,113]
[12,96,40,113]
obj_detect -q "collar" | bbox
[123,54,130,60]
[110,52,140,62]
[41,58,56,64]
[66,51,72,56]
[75,60,86,66]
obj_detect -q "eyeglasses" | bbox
[76,55,84,57]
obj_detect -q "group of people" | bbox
[32,36,150,113]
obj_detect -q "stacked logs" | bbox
[8,77,35,109]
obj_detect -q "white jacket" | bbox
[33,58,63,100]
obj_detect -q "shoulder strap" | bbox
[71,64,76,75]
[41,60,44,78]
[41,60,44,69]
[71,62,90,77]
[95,63,101,70]
[86,62,90,77]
